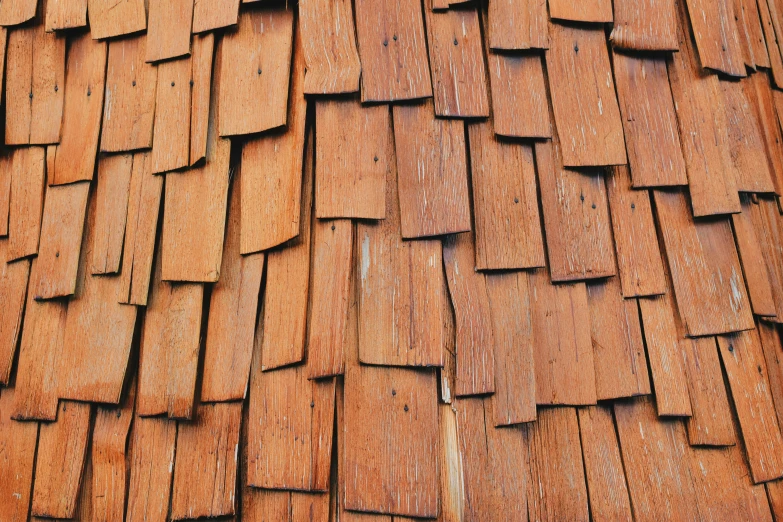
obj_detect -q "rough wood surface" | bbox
[145,0,193,62]
[315,100,388,219]
[611,0,679,50]
[684,0,746,76]
[733,195,777,317]
[549,0,612,22]
[0,387,38,522]
[392,100,471,238]
[125,416,176,522]
[0,0,37,26]
[151,56,192,173]
[45,0,87,31]
[87,0,146,39]
[354,0,432,102]
[0,152,9,236]
[192,0,239,33]
[487,0,548,50]
[757,0,783,88]
[753,71,783,195]
[761,321,783,430]
[0,242,29,384]
[7,147,45,261]
[188,33,214,166]
[91,155,132,275]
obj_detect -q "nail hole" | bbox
[132,80,136,87]
[631,203,636,209]
[514,197,519,204]
[404,405,409,412]
[383,40,388,47]
[729,344,734,352]
[453,39,458,46]
[189,80,194,87]
[393,35,398,41]
[54,85,58,92]
[55,252,59,258]
[331,224,335,231]
[574,44,579,52]
[310,401,315,408]
[171,81,175,87]
[28,92,33,99]
[392,389,396,396]
[591,203,596,209]
[257,68,262,75]
[373,156,379,162]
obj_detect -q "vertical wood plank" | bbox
[611,0,679,51]
[192,0,239,33]
[151,55,192,173]
[125,417,176,522]
[7,147,45,261]
[0,387,38,522]
[733,195,777,317]
[684,0,746,76]
[91,154,133,275]
[145,0,194,62]
[0,241,29,384]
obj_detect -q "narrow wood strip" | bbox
[684,0,746,76]
[487,0,548,50]
[45,0,87,31]
[0,387,38,522]
[125,416,176,522]
[192,0,239,33]
[0,241,29,384]
[188,33,214,166]
[753,71,783,195]
[0,152,9,236]
[733,195,777,317]
[91,155,132,275]
[761,321,783,430]
[7,147,45,261]
[87,0,146,39]
[145,0,193,62]
[758,0,783,87]
[743,0,770,68]
[747,197,783,320]
[611,0,679,51]
[151,55,192,173]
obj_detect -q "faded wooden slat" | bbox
[487,0,548,50]
[259,130,313,370]
[653,189,754,336]
[743,0,770,68]
[586,277,651,400]
[0,387,38,522]
[308,219,353,378]
[7,147,46,261]
[146,0,193,62]
[354,0,432,102]
[248,316,336,490]
[614,397,702,521]
[452,398,528,520]
[612,52,687,187]
[31,400,91,518]
[91,383,135,522]
[717,329,783,483]
[59,194,137,404]
[0,241,29,383]
[606,166,667,297]
[32,180,90,299]
[578,406,634,521]
[151,55,192,173]
[45,0,87,31]
[424,2,489,118]
[761,321,783,429]
[485,271,536,425]
[668,3,741,216]
[437,403,463,521]
[486,50,551,139]
[192,0,239,33]
[529,269,597,406]
[201,176,264,402]
[138,255,203,419]
[125,416,176,522]
[87,0,146,39]
[637,295,693,417]
[753,71,783,195]
[5,21,65,145]
[101,35,157,152]
[392,100,471,238]
[189,33,214,165]
[241,29,306,253]
[442,232,496,397]
[49,32,106,185]
[684,0,746,76]
[170,402,242,519]
[0,0,37,26]
[469,120,544,270]
[748,197,783,320]
[757,0,783,87]
[315,100,388,219]
[524,406,590,521]
[611,0,679,51]
[535,139,616,282]
[733,195,777,317]
[545,22,626,167]
[735,0,758,67]
[299,0,361,94]
[358,158,446,368]
[219,7,293,137]
[118,152,163,305]
[91,155,132,275]
[0,152,9,236]
[549,0,612,22]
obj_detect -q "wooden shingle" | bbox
[487,0,548,50]
[145,0,194,63]
[0,387,38,522]
[610,0,679,51]
[0,241,29,384]
[87,0,146,39]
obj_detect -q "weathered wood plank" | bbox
[747,197,783,320]
[7,147,45,261]
[0,152,9,237]
[87,0,146,39]
[0,387,38,522]
[0,241,29,384]
[733,195,777,317]
[684,0,746,76]
[611,0,679,51]
[125,416,176,522]
[487,0,548,50]
[151,55,192,173]
[760,321,783,429]
[192,0,239,33]
[0,0,37,26]
[146,0,193,62]
[549,0,612,22]
[45,0,87,31]
[753,71,783,195]
[189,33,214,165]
[741,0,769,68]
[91,155,132,275]
[757,0,783,87]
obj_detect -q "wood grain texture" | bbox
[549,0,612,22]
[733,195,777,317]
[606,166,667,297]
[358,159,446,368]
[308,219,353,378]
[151,55,192,173]
[7,147,45,261]
[535,139,616,282]
[5,21,65,145]
[170,402,242,519]
[0,152,9,236]
[126,416,176,522]
[524,406,590,521]
[577,405,634,522]
[717,329,783,483]
[138,257,203,419]
[392,99,471,238]
[32,180,90,299]
[354,0,432,102]
[748,197,783,320]
[612,52,687,187]
[485,271,536,425]
[653,189,754,336]
[611,0,679,50]
[49,33,106,185]
[87,0,146,39]
[241,29,306,253]
[218,7,293,137]
[31,400,90,518]
[315,100,388,219]
[469,120,544,270]
[101,34,157,152]
[299,0,360,93]
[487,0,548,50]
[614,397,701,522]
[192,0,239,33]
[684,0,746,76]
[442,232,496,397]
[0,387,38,522]
[201,177,264,402]
[0,241,29,384]
[424,2,489,118]
[189,33,214,165]
[0,0,36,26]
[668,3,742,216]
[546,22,626,167]
[118,152,163,305]
[761,321,783,431]
[146,0,193,62]
[45,0,87,31]
[529,269,597,406]
[741,0,771,67]
[91,155,132,275]
[753,71,783,195]
[757,0,783,88]
[586,277,651,400]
